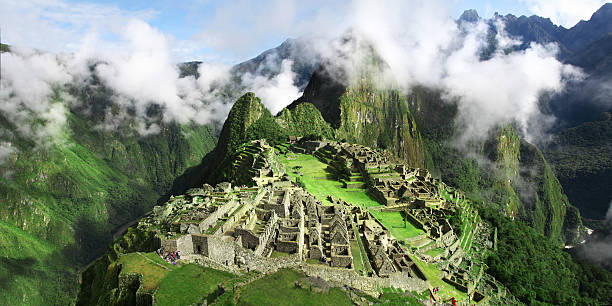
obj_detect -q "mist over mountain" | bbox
[2,1,612,305]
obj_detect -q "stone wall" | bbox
[276,240,299,253]
[160,238,177,252]
[302,264,428,296]
[235,228,259,249]
[215,201,255,236]
[235,246,301,274]
[177,234,235,265]
[192,234,208,255]
[254,211,279,256]
[176,235,195,254]
[198,199,239,232]
[207,236,235,265]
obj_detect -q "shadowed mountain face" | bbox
[287,65,347,128]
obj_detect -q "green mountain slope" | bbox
[0,96,217,304]
[544,119,612,220]
[198,92,334,185]
[406,87,583,244]
[288,63,428,168]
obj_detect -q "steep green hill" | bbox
[197,92,334,185]
[0,94,217,304]
[544,119,612,220]
[288,63,428,168]
[276,102,334,139]
[406,87,583,244]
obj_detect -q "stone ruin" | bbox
[293,140,502,302]
[135,139,509,302]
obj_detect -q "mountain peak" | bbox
[459,9,480,23]
[590,2,612,21]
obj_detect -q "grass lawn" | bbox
[280,153,424,241]
[350,240,365,275]
[351,223,374,276]
[280,153,380,207]
[155,264,233,306]
[425,248,445,257]
[377,288,424,306]
[236,269,353,305]
[119,252,175,291]
[370,210,424,240]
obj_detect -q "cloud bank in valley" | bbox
[0,48,74,158]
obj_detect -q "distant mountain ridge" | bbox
[459,3,612,61]
[458,4,612,221]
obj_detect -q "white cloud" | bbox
[0,0,156,53]
[241,59,303,115]
[349,0,458,88]
[443,23,582,143]
[335,1,582,143]
[0,0,592,160]
[0,48,72,144]
[0,14,237,146]
[520,0,608,27]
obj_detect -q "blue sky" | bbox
[66,0,532,42]
[1,0,609,63]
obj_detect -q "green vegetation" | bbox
[234,269,353,305]
[277,102,334,139]
[0,86,217,304]
[119,252,176,290]
[156,264,233,306]
[204,92,287,183]
[407,254,468,302]
[424,248,445,257]
[350,240,365,274]
[376,288,426,306]
[415,98,582,245]
[476,201,612,305]
[335,79,427,168]
[0,220,75,305]
[544,119,612,219]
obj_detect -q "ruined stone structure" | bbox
[136,139,509,302]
